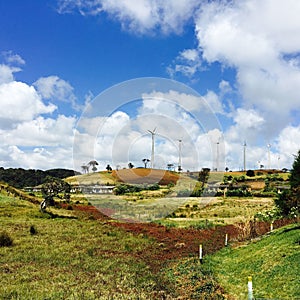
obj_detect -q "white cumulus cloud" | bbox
[57,0,200,34]
[34,75,79,111]
[0,81,56,127]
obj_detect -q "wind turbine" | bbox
[216,140,220,171]
[178,139,182,172]
[243,141,247,171]
[148,128,156,169]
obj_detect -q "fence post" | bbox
[225,233,228,246]
[270,221,274,232]
[247,276,253,300]
[199,244,203,264]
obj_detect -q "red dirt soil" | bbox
[72,204,294,265]
[112,168,179,185]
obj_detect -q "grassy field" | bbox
[163,223,299,299]
[0,194,171,299]
[157,196,275,227]
[208,223,300,299]
[66,171,116,185]
[1,178,298,299]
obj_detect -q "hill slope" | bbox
[112,168,179,185]
[209,223,300,299]
[0,167,79,188]
[65,169,180,186]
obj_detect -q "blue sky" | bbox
[1,0,300,172]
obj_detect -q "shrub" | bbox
[246,170,255,177]
[167,182,175,188]
[226,188,252,197]
[30,225,37,235]
[275,187,300,216]
[254,208,281,222]
[235,175,246,182]
[0,231,13,247]
[148,183,160,190]
[177,189,191,197]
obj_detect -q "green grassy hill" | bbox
[65,169,180,186]
[209,223,300,299]
[0,192,170,299]
[1,183,298,299]
[65,170,116,185]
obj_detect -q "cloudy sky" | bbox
[1,0,300,172]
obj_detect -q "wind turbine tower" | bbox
[178,139,182,172]
[148,128,156,169]
[243,141,247,171]
[216,141,220,171]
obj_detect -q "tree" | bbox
[290,150,300,188]
[88,160,99,173]
[275,150,300,216]
[128,162,134,169]
[81,165,89,174]
[142,159,150,168]
[106,164,112,172]
[40,176,71,212]
[246,169,255,177]
[198,168,210,187]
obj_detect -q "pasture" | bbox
[0,168,298,299]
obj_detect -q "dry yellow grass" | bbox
[112,168,179,185]
[65,171,116,185]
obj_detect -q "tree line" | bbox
[0,167,79,189]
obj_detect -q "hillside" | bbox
[0,167,79,188]
[0,183,298,299]
[65,170,116,185]
[112,168,180,185]
[65,169,180,186]
[209,223,300,299]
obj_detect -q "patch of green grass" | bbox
[161,197,275,227]
[208,223,300,299]
[0,194,169,299]
[155,218,214,229]
[163,258,229,299]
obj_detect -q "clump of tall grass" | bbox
[0,231,13,247]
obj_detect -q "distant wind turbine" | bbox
[178,139,182,172]
[216,140,220,171]
[148,128,156,169]
[243,141,247,171]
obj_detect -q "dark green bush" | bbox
[226,188,252,197]
[30,225,37,235]
[246,170,255,177]
[147,183,160,190]
[0,231,13,247]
